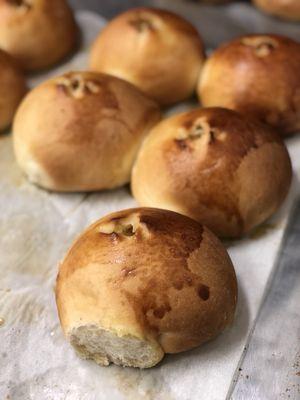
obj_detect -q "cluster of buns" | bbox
[2,3,296,369]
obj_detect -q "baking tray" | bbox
[1,10,300,400]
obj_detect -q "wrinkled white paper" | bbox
[1,10,300,400]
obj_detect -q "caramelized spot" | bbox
[174,118,216,150]
[174,138,188,150]
[197,285,210,301]
[182,119,194,130]
[6,0,31,9]
[56,74,100,99]
[242,37,278,57]
[121,267,136,277]
[122,224,135,237]
[129,17,154,32]
[218,132,227,142]
[190,124,204,140]
[153,305,171,319]
[185,276,193,286]
[110,232,119,242]
[98,216,139,237]
[173,280,184,290]
[71,79,80,90]
[208,129,215,143]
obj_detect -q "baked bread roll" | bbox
[0,49,26,131]
[198,34,300,136]
[89,8,205,106]
[0,0,78,71]
[131,108,292,238]
[13,71,160,191]
[253,0,300,21]
[56,207,237,368]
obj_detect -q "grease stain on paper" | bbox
[113,367,174,400]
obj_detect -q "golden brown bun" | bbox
[13,71,161,191]
[198,34,300,136]
[56,207,237,368]
[0,0,78,71]
[253,0,300,21]
[89,7,205,106]
[0,49,26,131]
[131,108,292,238]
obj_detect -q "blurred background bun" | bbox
[198,34,300,136]
[0,49,26,131]
[132,107,292,238]
[13,71,160,191]
[253,0,300,21]
[56,207,237,368]
[90,7,205,106]
[0,0,78,71]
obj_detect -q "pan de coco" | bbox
[0,0,78,71]
[0,49,26,131]
[56,207,237,368]
[131,108,292,238]
[253,0,300,21]
[90,8,205,106]
[198,34,300,136]
[13,71,160,191]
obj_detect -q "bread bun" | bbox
[198,34,300,136]
[89,8,205,106]
[0,49,26,131]
[56,207,237,368]
[0,0,78,71]
[253,0,300,21]
[131,108,292,238]
[13,71,161,191]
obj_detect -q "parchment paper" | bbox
[1,10,300,400]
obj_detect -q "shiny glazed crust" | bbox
[131,108,292,238]
[0,0,78,71]
[90,7,205,106]
[13,71,161,191]
[198,34,300,136]
[56,207,237,366]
